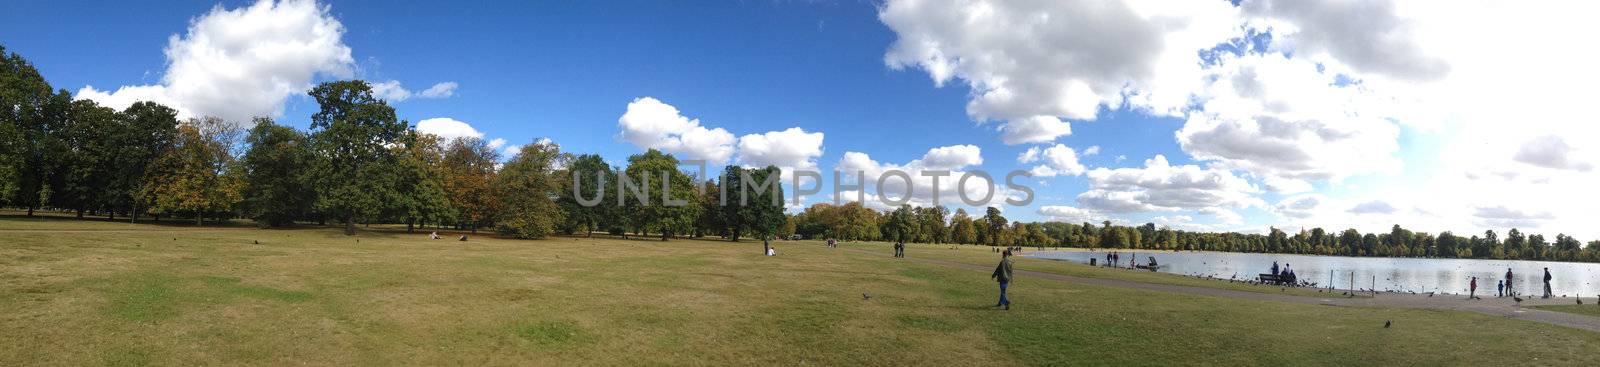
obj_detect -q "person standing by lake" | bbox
[1543,267,1553,299]
[1497,280,1504,298]
[992,249,1014,310]
[1469,277,1478,299]
[1505,268,1515,297]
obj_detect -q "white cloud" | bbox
[1077,155,1260,214]
[1241,0,1448,81]
[76,0,353,123]
[415,117,483,142]
[367,80,458,102]
[418,82,458,98]
[1017,147,1041,164]
[999,116,1072,145]
[1038,206,1104,224]
[1513,135,1593,172]
[1027,144,1087,178]
[616,97,736,165]
[1347,200,1398,215]
[834,145,1009,209]
[1272,194,1322,219]
[736,127,826,181]
[1179,53,1403,185]
[880,0,1241,144]
[1082,146,1100,156]
[487,138,507,150]
[503,145,523,158]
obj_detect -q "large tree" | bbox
[495,140,564,239]
[559,153,614,236]
[306,80,407,235]
[240,118,315,227]
[441,137,500,233]
[113,102,180,221]
[737,165,785,250]
[58,99,122,218]
[949,208,977,244]
[138,117,242,225]
[389,131,455,232]
[983,206,1007,246]
[621,149,699,241]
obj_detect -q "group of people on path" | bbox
[1485,267,1556,299]
[1268,261,1298,285]
[893,241,906,258]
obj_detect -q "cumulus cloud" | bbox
[736,127,826,182]
[616,97,736,165]
[368,80,458,102]
[415,117,483,142]
[1038,205,1105,224]
[76,0,353,123]
[1179,53,1403,187]
[1026,144,1087,177]
[418,82,458,98]
[1076,155,1260,214]
[880,0,1241,144]
[487,138,507,150]
[834,145,1011,208]
[1513,135,1593,172]
[1473,205,1555,229]
[1273,194,1322,219]
[1082,146,1100,156]
[1347,200,1398,215]
[1241,0,1448,81]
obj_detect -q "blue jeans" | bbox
[998,281,1010,306]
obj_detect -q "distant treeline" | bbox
[5,44,1599,262]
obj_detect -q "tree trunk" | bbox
[131,204,139,223]
[344,218,356,236]
[196,212,204,226]
[76,208,84,219]
[406,218,415,233]
[27,207,34,217]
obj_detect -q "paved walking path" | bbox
[852,248,1600,333]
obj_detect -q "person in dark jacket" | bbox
[1543,268,1553,299]
[992,249,1014,310]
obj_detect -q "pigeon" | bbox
[1514,296,1524,303]
[253,240,259,245]
[1384,320,1392,328]
[1577,299,1583,305]
[862,293,872,300]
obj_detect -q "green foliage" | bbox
[240,118,315,227]
[389,131,455,231]
[621,149,700,240]
[138,117,243,225]
[559,154,614,236]
[442,137,500,232]
[495,140,565,239]
[306,80,406,234]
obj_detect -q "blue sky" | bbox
[4,0,1598,237]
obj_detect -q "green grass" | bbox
[3,216,1599,365]
[1537,304,1600,317]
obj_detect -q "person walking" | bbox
[992,249,1014,310]
[1505,268,1515,297]
[1543,267,1553,299]
[1469,276,1478,299]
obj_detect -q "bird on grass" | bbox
[862,293,872,301]
[1384,320,1392,328]
[1577,299,1583,305]
[1513,296,1524,303]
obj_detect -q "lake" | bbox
[1028,249,1600,297]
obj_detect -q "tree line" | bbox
[7,44,1600,261]
[0,45,788,241]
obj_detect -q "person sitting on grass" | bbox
[766,246,777,256]
[429,231,440,240]
[992,249,1014,310]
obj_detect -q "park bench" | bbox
[1258,274,1296,286]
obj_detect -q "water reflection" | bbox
[1029,249,1600,297]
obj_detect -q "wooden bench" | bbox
[1258,274,1296,285]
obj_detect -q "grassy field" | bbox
[4,216,1599,366]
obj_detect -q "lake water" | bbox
[1028,249,1600,297]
